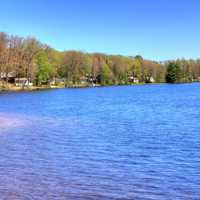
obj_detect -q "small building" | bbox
[80,76,88,85]
[50,78,67,86]
[86,75,97,85]
[149,76,155,83]
[0,72,16,83]
[145,76,155,83]
[129,76,139,84]
[15,78,33,87]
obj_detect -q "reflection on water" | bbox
[0,84,200,199]
[0,113,27,129]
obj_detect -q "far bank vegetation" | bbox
[1,32,200,91]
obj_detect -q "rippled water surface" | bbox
[0,84,200,200]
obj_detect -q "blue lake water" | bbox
[0,84,200,200]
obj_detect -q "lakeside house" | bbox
[149,76,155,83]
[86,75,98,86]
[0,72,16,83]
[129,76,139,84]
[145,76,155,83]
[80,76,88,85]
[15,78,33,87]
[50,78,67,86]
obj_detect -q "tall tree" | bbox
[0,32,8,83]
[36,51,53,85]
[22,38,42,83]
[166,62,182,83]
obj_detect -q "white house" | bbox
[129,76,139,84]
[149,76,155,83]
[15,78,33,87]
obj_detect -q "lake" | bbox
[0,84,200,200]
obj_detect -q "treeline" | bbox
[0,32,200,87]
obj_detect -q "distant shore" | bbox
[0,84,99,92]
[0,85,63,92]
[0,83,158,92]
[1,82,199,93]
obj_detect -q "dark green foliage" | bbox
[166,62,182,83]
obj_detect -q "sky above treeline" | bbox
[0,0,200,61]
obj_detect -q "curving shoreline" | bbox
[1,82,199,94]
[0,82,167,93]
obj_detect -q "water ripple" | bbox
[0,84,200,199]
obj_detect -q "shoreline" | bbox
[0,83,160,93]
[0,82,199,93]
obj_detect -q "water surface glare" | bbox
[0,84,200,200]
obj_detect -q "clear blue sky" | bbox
[0,0,200,60]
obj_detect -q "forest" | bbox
[1,32,200,89]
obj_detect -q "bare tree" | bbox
[22,37,42,85]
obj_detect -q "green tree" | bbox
[166,62,182,83]
[99,63,113,85]
[36,51,53,85]
[129,59,142,80]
